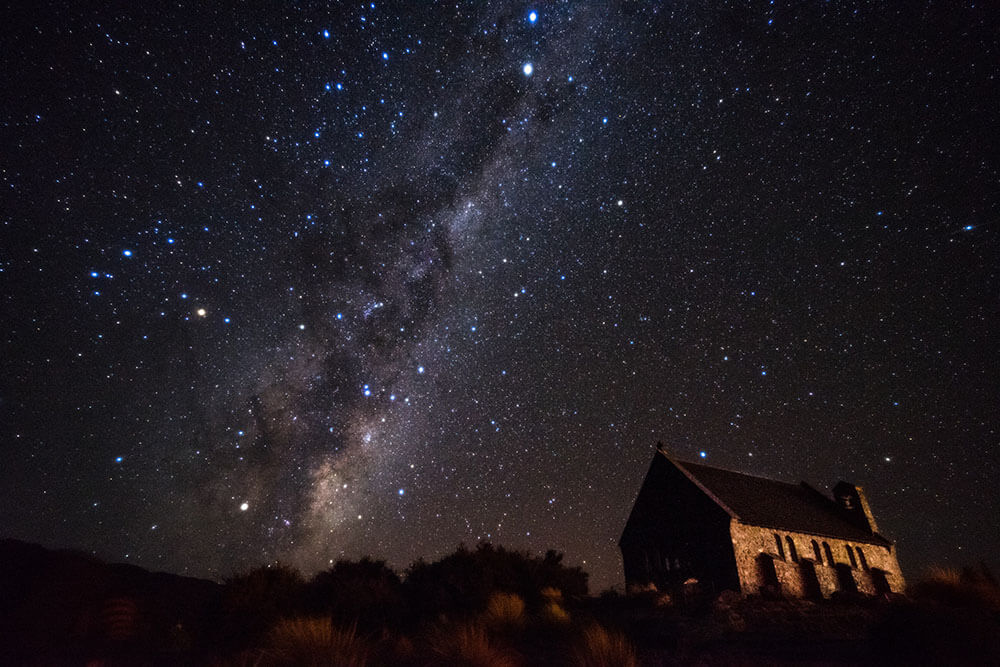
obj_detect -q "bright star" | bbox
[122,249,132,257]
[528,11,537,22]
[523,63,533,76]
[240,502,249,511]
[196,308,207,317]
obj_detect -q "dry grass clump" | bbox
[912,566,1000,612]
[263,616,369,666]
[538,586,570,624]
[923,567,962,586]
[484,592,526,628]
[541,600,571,625]
[426,621,521,667]
[571,623,638,667]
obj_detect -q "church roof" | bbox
[669,454,892,546]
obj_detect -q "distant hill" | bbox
[0,538,221,661]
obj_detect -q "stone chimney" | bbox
[833,481,880,534]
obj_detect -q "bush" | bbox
[305,558,404,631]
[403,543,587,619]
[220,564,306,648]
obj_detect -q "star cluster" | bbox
[1,2,997,589]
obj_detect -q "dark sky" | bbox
[2,1,997,592]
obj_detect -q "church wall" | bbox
[620,454,739,594]
[729,520,906,598]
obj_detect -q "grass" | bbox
[484,592,526,629]
[263,616,369,666]
[571,623,638,667]
[425,621,521,667]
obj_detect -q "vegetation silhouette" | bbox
[304,557,404,632]
[4,538,1000,664]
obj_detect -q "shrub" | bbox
[403,543,587,619]
[305,558,404,631]
[571,623,638,667]
[220,564,306,648]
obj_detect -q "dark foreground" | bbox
[2,539,998,665]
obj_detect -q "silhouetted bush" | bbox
[219,563,306,649]
[403,543,587,620]
[304,557,404,631]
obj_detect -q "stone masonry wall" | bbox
[729,519,905,598]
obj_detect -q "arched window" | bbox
[856,547,869,570]
[785,536,799,562]
[812,540,822,562]
[846,545,857,568]
[823,542,835,566]
[774,533,785,560]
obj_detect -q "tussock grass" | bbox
[264,616,369,666]
[426,621,521,667]
[541,600,570,625]
[571,623,638,667]
[484,592,526,628]
[911,565,1000,612]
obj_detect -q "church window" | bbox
[856,547,869,570]
[823,542,835,565]
[774,533,785,559]
[812,540,822,562]
[846,545,857,568]
[785,536,799,562]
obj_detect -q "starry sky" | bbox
[2,1,997,592]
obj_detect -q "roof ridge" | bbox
[674,456,805,490]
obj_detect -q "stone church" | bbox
[619,444,905,598]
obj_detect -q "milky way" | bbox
[2,2,997,589]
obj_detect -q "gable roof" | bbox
[665,452,892,546]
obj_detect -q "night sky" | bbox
[2,1,997,592]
